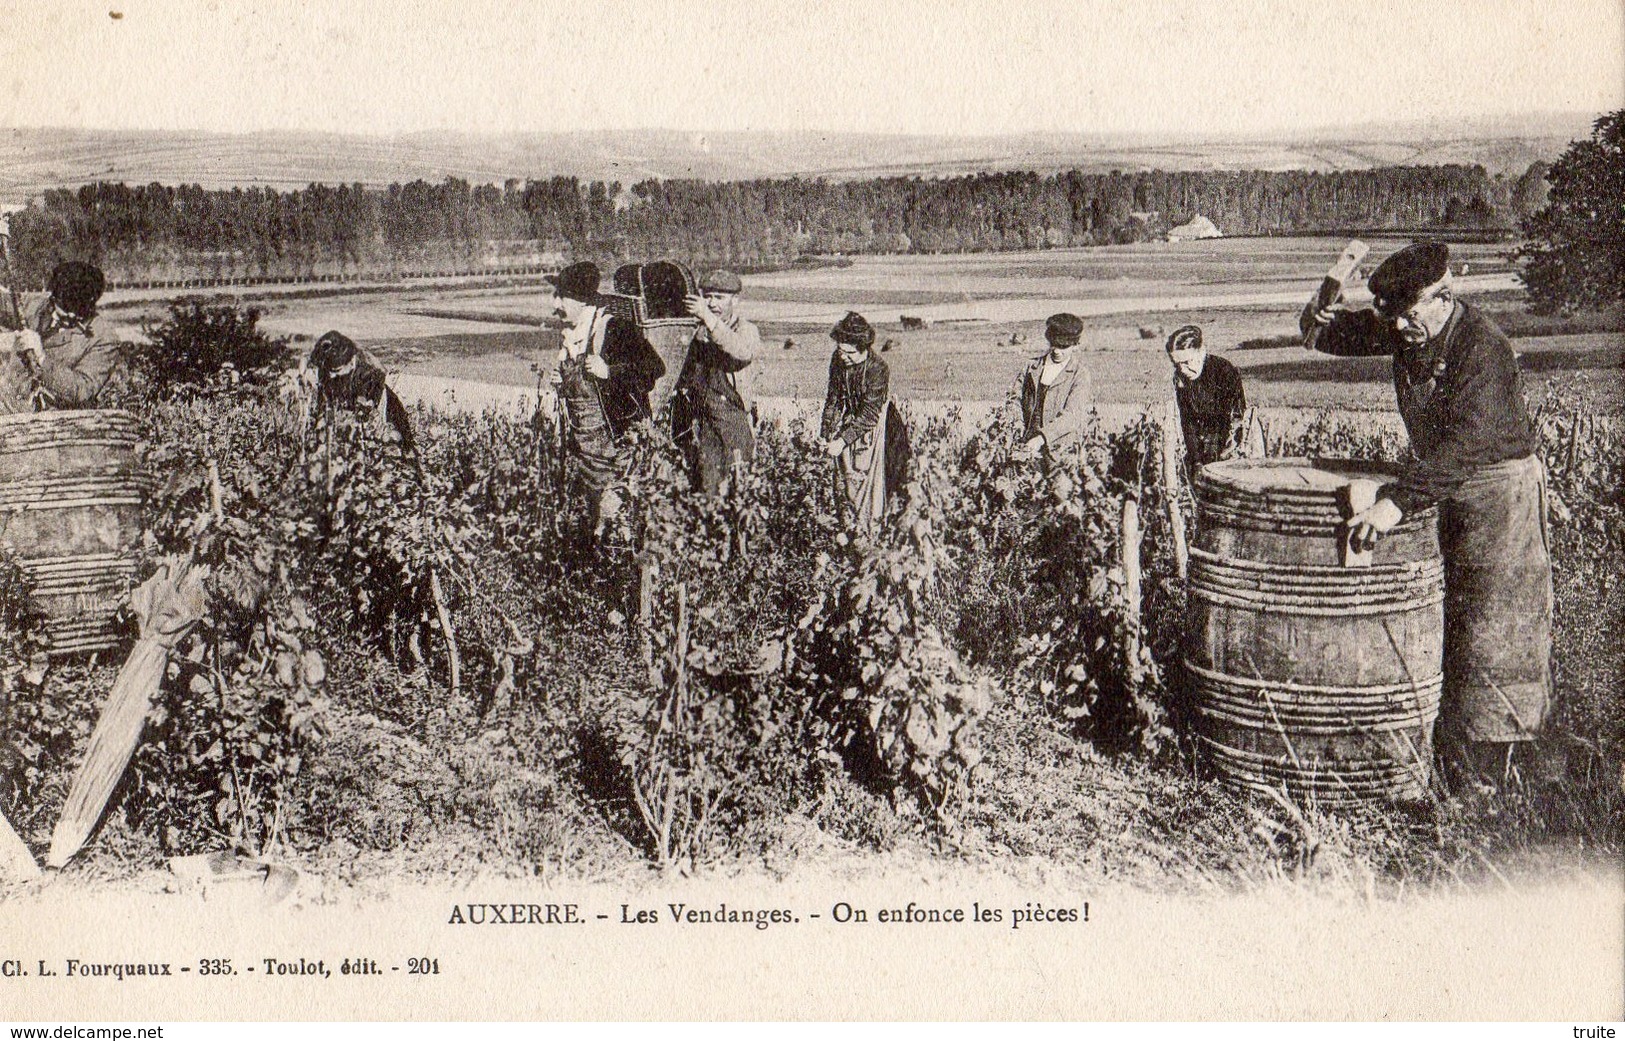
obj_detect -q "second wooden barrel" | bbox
[1185,458,1443,804]
[0,410,144,656]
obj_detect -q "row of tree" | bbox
[5,161,1552,286]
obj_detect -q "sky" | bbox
[1,0,1621,137]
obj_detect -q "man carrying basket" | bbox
[548,261,664,537]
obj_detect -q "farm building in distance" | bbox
[1168,215,1223,241]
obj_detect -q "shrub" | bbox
[133,298,291,397]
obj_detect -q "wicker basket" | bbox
[603,261,700,414]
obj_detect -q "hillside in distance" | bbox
[0,111,1599,200]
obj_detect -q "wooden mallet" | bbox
[1315,239,1371,312]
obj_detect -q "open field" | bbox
[105,238,1623,414]
[0,115,1593,201]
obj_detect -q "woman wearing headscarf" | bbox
[820,311,893,529]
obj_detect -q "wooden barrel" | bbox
[1185,458,1443,804]
[0,411,144,657]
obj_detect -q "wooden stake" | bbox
[1160,400,1189,581]
[1121,497,1144,692]
[427,566,461,699]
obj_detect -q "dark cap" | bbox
[48,261,106,318]
[830,311,875,348]
[310,330,358,373]
[1166,325,1203,353]
[1369,242,1450,317]
[546,261,601,304]
[1044,312,1083,347]
[699,269,743,294]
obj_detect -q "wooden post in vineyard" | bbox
[1160,399,1189,581]
[1121,496,1144,693]
[639,560,656,687]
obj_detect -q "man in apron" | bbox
[1,261,120,414]
[1301,241,1556,786]
[672,269,761,495]
[548,261,664,536]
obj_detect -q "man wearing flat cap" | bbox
[1165,324,1246,480]
[671,269,761,495]
[1014,313,1093,482]
[1302,240,1554,784]
[1,260,121,413]
[821,311,894,528]
[548,260,665,534]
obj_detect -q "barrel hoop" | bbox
[0,474,147,494]
[1190,579,1443,616]
[1186,661,1440,730]
[46,634,124,658]
[44,615,121,634]
[1194,693,1439,737]
[1198,736,1429,803]
[1191,689,1441,735]
[1189,662,1443,701]
[0,435,137,457]
[32,580,132,600]
[19,553,139,577]
[1190,551,1443,597]
[1189,547,1441,580]
[0,413,141,442]
[1196,499,1436,539]
[1199,734,1420,781]
[0,495,145,514]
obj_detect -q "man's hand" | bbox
[684,294,717,328]
[1309,305,1344,327]
[585,355,610,380]
[8,329,41,364]
[823,437,846,458]
[1348,497,1403,553]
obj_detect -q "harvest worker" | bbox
[548,261,664,535]
[0,260,121,413]
[671,268,761,495]
[820,311,895,529]
[1166,324,1246,479]
[1014,312,1093,484]
[1301,241,1555,785]
[308,330,416,453]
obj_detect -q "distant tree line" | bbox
[4,162,1550,287]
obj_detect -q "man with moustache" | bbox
[548,261,664,536]
[1302,241,1556,786]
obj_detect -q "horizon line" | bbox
[0,107,1609,144]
